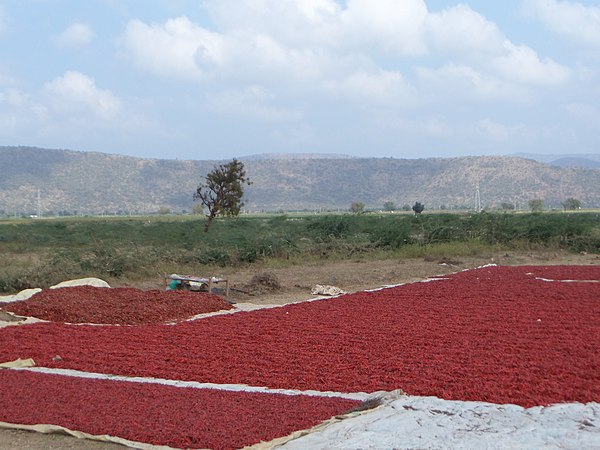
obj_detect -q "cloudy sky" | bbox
[0,0,598,160]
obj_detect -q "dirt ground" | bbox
[1,251,598,450]
[202,250,600,306]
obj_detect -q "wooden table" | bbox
[165,274,229,296]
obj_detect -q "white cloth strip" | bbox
[535,277,599,283]
[12,367,371,401]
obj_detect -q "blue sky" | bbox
[0,0,598,160]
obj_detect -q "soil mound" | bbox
[244,272,282,295]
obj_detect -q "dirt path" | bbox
[1,251,598,449]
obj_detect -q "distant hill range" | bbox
[513,153,600,169]
[1,146,599,215]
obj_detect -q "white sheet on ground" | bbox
[0,288,42,303]
[50,278,110,289]
[0,358,35,369]
[311,285,346,296]
[276,395,600,450]
[0,278,110,304]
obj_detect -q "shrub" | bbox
[306,216,351,239]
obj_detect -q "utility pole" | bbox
[37,189,41,218]
[475,182,482,213]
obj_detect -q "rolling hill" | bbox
[1,146,599,215]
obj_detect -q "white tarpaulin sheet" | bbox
[0,278,110,304]
[276,395,600,450]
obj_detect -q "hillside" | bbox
[0,146,599,215]
[512,153,600,168]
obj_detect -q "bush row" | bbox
[0,212,598,292]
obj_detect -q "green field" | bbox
[1,211,599,293]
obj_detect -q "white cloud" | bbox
[325,69,417,106]
[474,119,525,141]
[270,123,316,148]
[121,14,348,86]
[54,22,94,48]
[206,85,302,122]
[121,17,224,80]
[43,71,121,120]
[205,0,343,46]
[0,87,28,108]
[0,71,20,88]
[492,41,570,85]
[427,4,569,87]
[340,0,428,55]
[427,4,505,55]
[564,102,600,125]
[523,0,600,47]
[374,114,454,138]
[0,88,33,131]
[207,0,428,55]
[416,64,528,102]
[117,1,572,128]
[121,3,568,86]
[0,74,47,133]
[0,69,158,152]
[216,33,326,83]
[122,0,430,80]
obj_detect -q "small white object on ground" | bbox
[311,285,346,296]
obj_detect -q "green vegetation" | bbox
[1,212,599,293]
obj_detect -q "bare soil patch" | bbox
[215,250,599,306]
